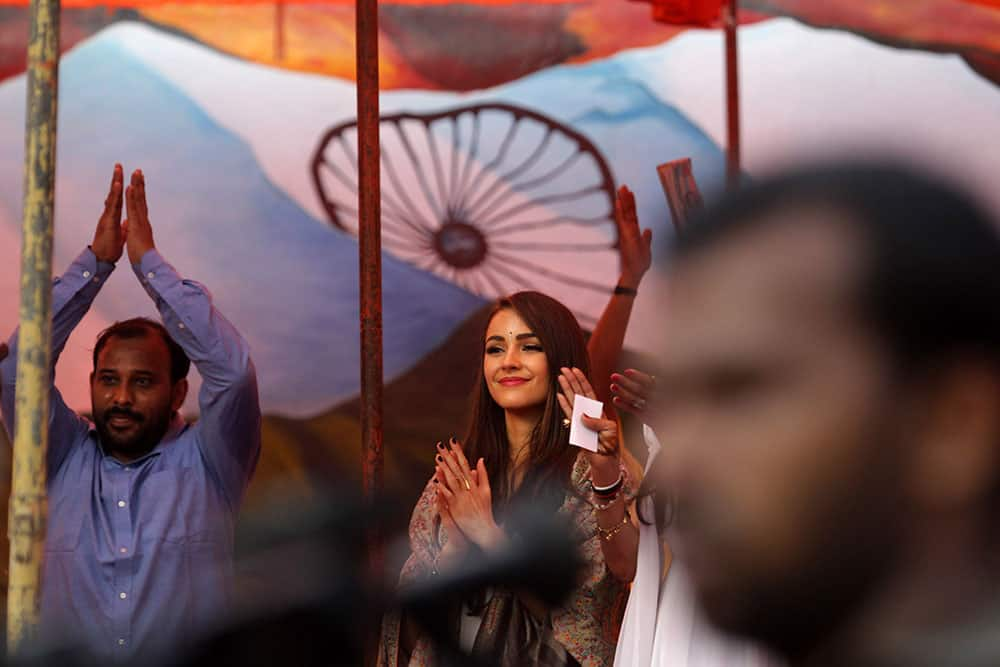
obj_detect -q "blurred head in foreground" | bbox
[651,161,1000,665]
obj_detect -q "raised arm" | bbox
[2,165,125,472]
[124,169,261,510]
[587,186,652,406]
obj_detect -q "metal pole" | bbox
[8,0,60,654]
[274,1,285,62]
[356,0,383,660]
[724,0,741,190]
[356,0,383,599]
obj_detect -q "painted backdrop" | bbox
[0,0,998,561]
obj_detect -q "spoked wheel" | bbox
[311,103,619,324]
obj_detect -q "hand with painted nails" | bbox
[91,164,126,264]
[433,446,471,571]
[434,438,505,551]
[610,369,657,418]
[556,367,621,485]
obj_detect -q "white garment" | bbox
[614,426,777,667]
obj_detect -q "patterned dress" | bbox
[379,452,630,666]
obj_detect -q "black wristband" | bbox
[613,285,638,297]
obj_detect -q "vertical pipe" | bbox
[724,0,741,190]
[8,0,60,654]
[356,0,383,606]
[274,1,285,62]
[356,0,383,661]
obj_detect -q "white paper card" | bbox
[569,396,603,452]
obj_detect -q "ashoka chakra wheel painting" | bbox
[311,103,620,325]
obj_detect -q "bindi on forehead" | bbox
[485,309,539,343]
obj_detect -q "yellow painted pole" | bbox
[8,0,61,654]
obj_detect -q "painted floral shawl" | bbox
[379,452,630,667]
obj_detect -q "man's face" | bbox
[91,334,181,461]
[653,211,910,653]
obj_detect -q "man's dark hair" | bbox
[670,161,1000,374]
[92,317,191,384]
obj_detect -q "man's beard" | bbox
[94,405,173,458]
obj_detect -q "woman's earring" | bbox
[561,418,571,430]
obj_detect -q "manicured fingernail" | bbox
[610,384,618,392]
[436,441,444,450]
[432,479,438,484]
[435,454,443,462]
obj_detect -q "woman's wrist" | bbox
[617,271,645,292]
[474,522,507,552]
[589,458,622,487]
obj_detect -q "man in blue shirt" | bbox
[1,165,262,662]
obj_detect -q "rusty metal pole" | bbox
[357,0,382,543]
[356,0,383,660]
[724,0,741,190]
[274,1,285,62]
[8,0,60,654]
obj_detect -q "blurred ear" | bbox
[906,362,1000,512]
[171,378,188,414]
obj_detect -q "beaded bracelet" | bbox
[593,493,621,512]
[597,513,631,542]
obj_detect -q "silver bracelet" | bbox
[591,471,624,494]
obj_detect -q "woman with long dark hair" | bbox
[380,289,641,666]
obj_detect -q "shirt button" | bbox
[117,500,126,508]
[117,639,126,646]
[83,270,91,278]
[178,322,186,330]
[119,592,127,600]
[119,547,128,554]
[147,271,155,279]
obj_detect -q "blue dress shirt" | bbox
[1,248,261,663]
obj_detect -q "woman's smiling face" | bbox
[483,308,550,411]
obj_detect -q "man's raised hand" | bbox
[124,169,155,265]
[91,164,125,263]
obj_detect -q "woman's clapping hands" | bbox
[434,438,505,552]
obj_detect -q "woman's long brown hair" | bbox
[463,291,590,518]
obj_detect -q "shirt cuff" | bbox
[132,249,180,298]
[64,247,116,293]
